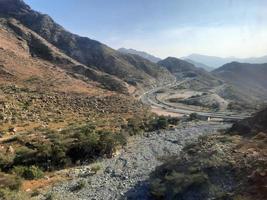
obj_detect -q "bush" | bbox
[156,116,168,129]
[125,117,144,135]
[0,188,29,200]
[0,173,22,191]
[12,166,44,180]
[70,180,87,192]
[150,170,209,199]
[189,113,198,121]
[0,153,14,170]
[91,164,101,174]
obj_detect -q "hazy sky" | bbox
[24,0,267,59]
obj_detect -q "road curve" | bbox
[140,81,250,121]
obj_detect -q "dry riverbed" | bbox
[36,121,231,200]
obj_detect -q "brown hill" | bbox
[0,0,173,91]
[0,17,127,93]
[0,17,150,133]
[213,62,267,101]
[158,57,222,89]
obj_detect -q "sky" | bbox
[24,0,267,59]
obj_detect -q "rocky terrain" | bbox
[0,0,174,91]
[157,57,266,112]
[36,121,230,200]
[149,109,267,200]
[213,62,267,102]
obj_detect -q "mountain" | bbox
[158,57,199,75]
[118,48,161,63]
[184,53,267,68]
[0,0,173,92]
[0,1,157,195]
[158,57,222,89]
[213,62,267,101]
[158,57,264,110]
[183,59,214,72]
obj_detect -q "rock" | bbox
[47,122,230,199]
[104,166,113,174]
[8,127,17,133]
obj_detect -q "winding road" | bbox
[140,80,250,121]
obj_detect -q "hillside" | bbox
[149,108,267,200]
[0,15,150,140]
[158,57,222,89]
[118,48,161,63]
[157,57,264,111]
[0,0,173,90]
[229,108,267,136]
[213,62,267,101]
[0,2,161,198]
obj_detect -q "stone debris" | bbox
[40,122,230,200]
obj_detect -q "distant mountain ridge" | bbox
[183,58,214,71]
[118,48,162,63]
[183,53,267,68]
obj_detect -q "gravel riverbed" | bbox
[40,121,231,200]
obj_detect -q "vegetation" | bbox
[189,113,198,121]
[70,180,87,192]
[149,113,267,200]
[12,165,44,180]
[91,164,101,174]
[0,188,29,200]
[123,115,180,135]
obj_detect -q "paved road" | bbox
[140,80,250,121]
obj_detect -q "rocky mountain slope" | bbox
[213,62,267,101]
[0,0,173,91]
[149,108,267,200]
[0,1,166,198]
[0,14,149,149]
[118,48,162,63]
[158,57,222,89]
[0,17,129,93]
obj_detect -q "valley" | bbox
[140,79,251,121]
[0,1,266,200]
[35,122,230,200]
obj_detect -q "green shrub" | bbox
[0,153,14,170]
[0,188,29,200]
[189,113,198,121]
[0,173,22,191]
[156,116,169,129]
[150,171,208,199]
[126,117,144,135]
[70,180,87,192]
[12,166,44,180]
[91,164,101,174]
